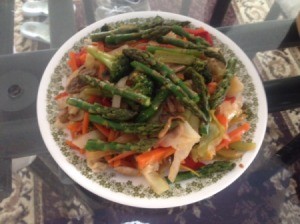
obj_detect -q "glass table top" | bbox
[0,0,299,223]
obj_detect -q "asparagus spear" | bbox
[105,33,143,45]
[146,47,212,84]
[141,25,172,39]
[204,49,226,64]
[79,75,151,107]
[147,45,203,57]
[184,68,209,110]
[130,61,208,122]
[100,16,164,32]
[209,58,237,109]
[135,88,170,122]
[98,16,189,33]
[153,50,196,65]
[156,36,226,63]
[105,26,172,45]
[157,36,203,50]
[138,15,164,30]
[66,97,136,121]
[139,16,190,30]
[89,114,170,135]
[171,25,210,47]
[190,61,212,84]
[85,138,156,153]
[123,48,200,102]
[184,67,211,134]
[163,19,191,27]
[173,161,236,183]
[90,25,139,42]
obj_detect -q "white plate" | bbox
[37,11,267,208]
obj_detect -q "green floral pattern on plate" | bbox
[46,17,258,198]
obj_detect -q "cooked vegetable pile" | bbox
[55,16,255,195]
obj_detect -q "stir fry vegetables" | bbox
[55,16,255,195]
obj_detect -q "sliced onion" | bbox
[112,95,121,108]
[108,44,129,55]
[72,130,104,149]
[168,64,186,73]
[112,76,128,108]
[114,166,139,176]
[114,133,138,143]
[158,116,184,139]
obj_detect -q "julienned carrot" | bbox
[55,91,68,100]
[93,123,110,138]
[82,112,90,135]
[216,122,251,151]
[207,82,217,95]
[215,113,228,129]
[129,39,149,50]
[136,146,175,170]
[97,41,104,50]
[104,154,112,163]
[67,122,82,138]
[108,151,136,164]
[228,122,250,140]
[111,159,133,168]
[108,130,119,142]
[215,138,231,151]
[65,140,85,154]
[79,52,87,65]
[68,51,78,72]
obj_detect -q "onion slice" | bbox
[112,76,128,108]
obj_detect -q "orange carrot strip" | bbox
[82,112,90,135]
[55,91,68,100]
[68,51,78,72]
[104,155,113,162]
[215,113,228,129]
[216,138,231,151]
[228,123,250,140]
[93,124,110,138]
[108,130,119,142]
[135,146,175,170]
[111,159,133,168]
[216,123,250,151]
[67,122,82,132]
[112,159,122,167]
[65,140,85,154]
[207,82,217,95]
[97,41,104,51]
[79,52,87,65]
[66,122,82,138]
[108,151,136,164]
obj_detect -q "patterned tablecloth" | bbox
[1,0,299,223]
